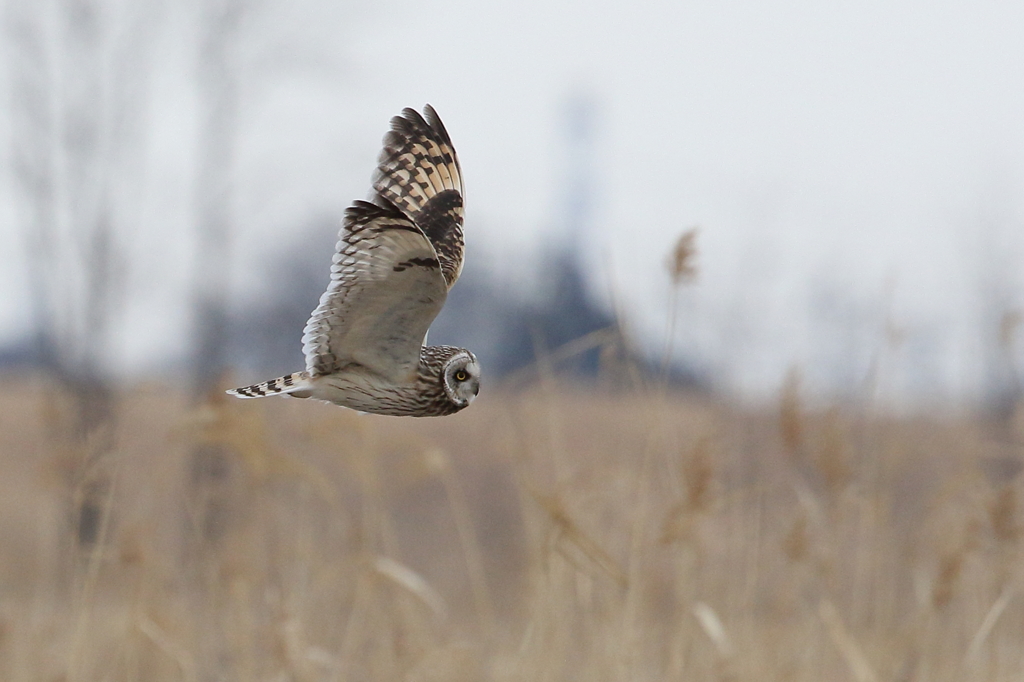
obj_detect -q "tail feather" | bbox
[227,371,312,399]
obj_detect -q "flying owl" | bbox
[227,105,480,416]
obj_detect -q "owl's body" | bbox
[230,345,475,417]
[227,106,480,416]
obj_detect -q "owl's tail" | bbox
[226,371,313,399]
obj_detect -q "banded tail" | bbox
[227,371,312,399]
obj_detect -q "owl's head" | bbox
[441,350,481,409]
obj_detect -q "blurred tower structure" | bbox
[531,92,616,376]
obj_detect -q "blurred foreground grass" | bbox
[0,374,1022,681]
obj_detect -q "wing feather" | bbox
[301,200,448,383]
[373,105,465,289]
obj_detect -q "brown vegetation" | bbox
[0,374,1022,681]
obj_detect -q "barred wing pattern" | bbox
[229,104,478,417]
[300,200,448,383]
[373,105,465,289]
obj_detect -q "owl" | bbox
[227,105,480,416]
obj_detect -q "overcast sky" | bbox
[2,0,1023,404]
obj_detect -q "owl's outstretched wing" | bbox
[373,105,465,290]
[301,199,448,383]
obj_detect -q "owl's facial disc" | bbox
[443,352,480,408]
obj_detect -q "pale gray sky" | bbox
[2,0,1023,404]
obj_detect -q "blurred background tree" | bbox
[6,0,162,549]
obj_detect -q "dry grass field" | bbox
[0,373,1022,681]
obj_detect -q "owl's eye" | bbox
[454,370,468,382]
